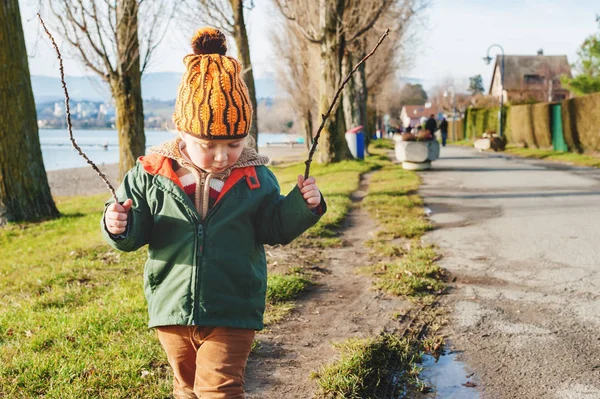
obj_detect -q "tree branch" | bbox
[304,28,390,178]
[273,0,323,43]
[38,14,118,204]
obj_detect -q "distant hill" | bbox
[31,75,110,103]
[31,72,280,103]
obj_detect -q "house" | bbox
[400,104,441,129]
[489,51,572,103]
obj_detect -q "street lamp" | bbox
[443,86,457,142]
[483,44,505,138]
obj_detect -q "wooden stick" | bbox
[37,13,119,203]
[304,28,390,179]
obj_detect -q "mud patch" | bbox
[425,202,502,229]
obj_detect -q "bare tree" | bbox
[362,0,427,138]
[0,0,59,225]
[429,76,472,114]
[341,0,404,138]
[272,19,320,150]
[182,0,259,150]
[275,0,384,162]
[274,0,427,162]
[256,99,297,135]
[45,0,174,179]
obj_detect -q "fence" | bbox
[461,91,600,153]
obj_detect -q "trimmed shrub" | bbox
[508,103,551,148]
[561,92,600,152]
[532,103,552,148]
[508,104,531,146]
[561,99,581,152]
[465,107,510,139]
[447,118,464,141]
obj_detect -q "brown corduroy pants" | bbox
[156,325,255,399]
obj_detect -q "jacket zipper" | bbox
[194,224,204,325]
[152,177,204,325]
[157,174,247,325]
[194,176,247,324]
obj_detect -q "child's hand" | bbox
[297,175,321,209]
[104,199,133,235]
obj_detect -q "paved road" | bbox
[420,146,600,399]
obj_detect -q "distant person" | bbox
[101,27,326,399]
[439,117,449,146]
[425,114,437,137]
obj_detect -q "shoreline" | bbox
[47,145,308,197]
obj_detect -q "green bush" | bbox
[465,107,510,139]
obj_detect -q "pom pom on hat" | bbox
[191,27,227,55]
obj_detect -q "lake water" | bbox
[39,129,300,171]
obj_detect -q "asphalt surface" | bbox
[420,146,600,399]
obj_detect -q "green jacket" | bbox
[102,154,325,330]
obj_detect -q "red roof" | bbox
[402,105,439,119]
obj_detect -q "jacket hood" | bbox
[148,138,269,178]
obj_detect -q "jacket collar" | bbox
[137,138,266,196]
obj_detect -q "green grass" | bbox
[365,246,444,299]
[369,138,395,150]
[311,334,426,398]
[362,166,431,240]
[271,159,380,247]
[505,146,600,168]
[448,139,473,147]
[361,146,444,301]
[0,195,172,398]
[266,272,310,303]
[264,271,311,326]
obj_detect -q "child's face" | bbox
[180,132,245,173]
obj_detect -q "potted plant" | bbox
[393,129,440,170]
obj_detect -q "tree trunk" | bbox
[317,0,351,163]
[367,93,377,138]
[230,0,259,151]
[342,46,370,150]
[0,0,59,225]
[356,48,369,147]
[342,50,360,132]
[115,0,145,180]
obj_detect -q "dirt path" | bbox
[245,172,412,398]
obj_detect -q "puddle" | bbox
[419,350,480,398]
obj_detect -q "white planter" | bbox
[474,138,491,151]
[474,137,506,152]
[394,140,440,170]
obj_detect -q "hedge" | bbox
[464,107,510,140]
[447,118,464,141]
[508,103,552,148]
[561,92,600,152]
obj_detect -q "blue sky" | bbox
[21,0,599,93]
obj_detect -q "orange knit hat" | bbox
[172,27,252,139]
